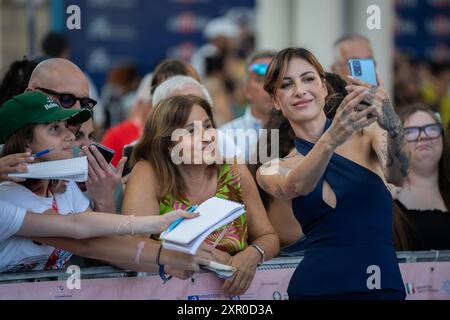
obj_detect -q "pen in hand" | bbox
[32,148,55,159]
[165,205,199,234]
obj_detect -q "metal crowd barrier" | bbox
[1,251,449,285]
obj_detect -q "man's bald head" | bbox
[28,58,89,100]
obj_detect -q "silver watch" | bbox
[250,244,265,266]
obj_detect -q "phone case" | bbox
[91,142,115,164]
[348,59,378,86]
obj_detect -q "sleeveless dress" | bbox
[159,164,248,255]
[289,119,406,300]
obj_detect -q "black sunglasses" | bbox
[37,87,97,110]
[404,123,443,142]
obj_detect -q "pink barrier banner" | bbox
[399,262,450,300]
[0,263,449,300]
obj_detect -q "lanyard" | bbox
[48,189,58,213]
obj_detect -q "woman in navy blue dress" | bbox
[256,48,408,300]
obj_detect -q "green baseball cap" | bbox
[0,91,92,143]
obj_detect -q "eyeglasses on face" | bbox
[36,87,97,110]
[404,123,443,142]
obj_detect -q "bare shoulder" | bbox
[123,160,160,215]
[131,160,157,178]
[127,160,158,188]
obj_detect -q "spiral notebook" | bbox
[8,156,88,182]
[160,197,245,255]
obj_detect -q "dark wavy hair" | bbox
[0,58,38,106]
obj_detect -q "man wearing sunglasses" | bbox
[26,58,124,214]
[34,87,97,110]
[221,51,276,163]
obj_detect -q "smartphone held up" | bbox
[89,142,115,164]
[348,58,378,87]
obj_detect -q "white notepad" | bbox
[8,156,88,182]
[160,197,246,255]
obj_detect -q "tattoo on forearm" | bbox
[380,99,401,135]
[380,99,410,177]
[379,132,394,170]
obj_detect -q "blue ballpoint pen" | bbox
[32,148,55,158]
[165,205,199,234]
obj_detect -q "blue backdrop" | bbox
[57,0,255,90]
[395,0,450,63]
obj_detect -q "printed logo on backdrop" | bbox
[426,44,450,62]
[425,14,450,37]
[272,291,282,300]
[405,283,416,295]
[87,0,139,8]
[167,12,209,33]
[54,284,74,299]
[63,0,256,91]
[187,293,222,300]
[395,17,418,36]
[443,280,450,295]
[396,0,450,62]
[87,17,138,41]
[87,48,111,73]
[167,42,198,61]
[396,0,418,7]
[428,0,450,9]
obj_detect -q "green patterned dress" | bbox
[159,164,248,255]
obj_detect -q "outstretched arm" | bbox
[257,89,376,200]
[17,209,198,239]
[34,236,213,273]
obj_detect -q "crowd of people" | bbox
[0,26,449,300]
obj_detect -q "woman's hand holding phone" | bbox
[346,74,401,133]
[82,145,127,213]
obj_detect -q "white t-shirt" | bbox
[0,201,26,243]
[0,181,90,273]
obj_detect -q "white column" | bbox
[349,0,395,93]
[255,0,291,51]
[291,0,345,71]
